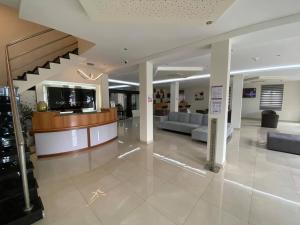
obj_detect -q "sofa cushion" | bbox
[192,126,208,142]
[168,112,179,121]
[202,114,208,126]
[191,124,233,142]
[159,121,200,134]
[190,113,203,125]
[178,112,190,123]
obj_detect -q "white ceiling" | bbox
[18,0,300,74]
[78,0,235,24]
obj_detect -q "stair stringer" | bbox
[14,53,86,93]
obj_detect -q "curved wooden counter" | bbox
[32,108,118,158]
[32,108,117,133]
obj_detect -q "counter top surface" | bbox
[32,108,117,133]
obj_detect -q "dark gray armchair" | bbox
[261,110,279,128]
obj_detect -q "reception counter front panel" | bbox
[32,108,118,157]
[90,122,118,147]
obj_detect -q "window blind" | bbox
[260,84,284,111]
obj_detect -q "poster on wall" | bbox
[211,85,223,100]
[210,85,223,114]
[211,100,222,114]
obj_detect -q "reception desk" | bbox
[32,108,118,157]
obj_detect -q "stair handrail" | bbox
[7,28,54,47]
[7,28,77,74]
[5,28,77,213]
[5,47,33,212]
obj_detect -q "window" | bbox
[260,84,284,111]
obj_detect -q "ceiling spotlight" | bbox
[206,20,213,25]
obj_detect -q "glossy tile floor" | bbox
[33,118,300,225]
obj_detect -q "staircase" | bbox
[0,87,43,225]
[0,28,88,225]
[13,48,85,93]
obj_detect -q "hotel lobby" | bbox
[1,1,300,225]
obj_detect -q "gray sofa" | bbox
[158,112,233,142]
[267,132,300,155]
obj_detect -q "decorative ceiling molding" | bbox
[77,69,104,81]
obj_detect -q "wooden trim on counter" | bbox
[32,108,117,133]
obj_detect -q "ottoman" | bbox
[267,132,300,155]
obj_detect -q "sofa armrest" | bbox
[160,116,168,122]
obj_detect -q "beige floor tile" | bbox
[89,185,144,225]
[185,199,248,225]
[147,177,199,225]
[249,191,300,225]
[120,202,175,225]
[49,206,101,225]
[201,178,252,222]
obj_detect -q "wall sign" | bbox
[210,85,223,114]
[147,96,153,103]
[211,85,223,100]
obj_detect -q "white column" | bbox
[170,81,179,112]
[207,39,231,166]
[139,61,153,143]
[231,74,244,129]
[101,74,109,108]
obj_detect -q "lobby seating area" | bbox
[1,1,300,225]
[158,112,233,142]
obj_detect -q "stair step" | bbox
[61,52,70,59]
[52,56,61,64]
[0,172,38,203]
[0,161,34,182]
[71,48,79,55]
[0,195,44,225]
[0,148,30,165]
[16,73,27,81]
[31,67,40,75]
[42,61,51,69]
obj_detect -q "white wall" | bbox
[242,81,300,122]
[183,85,209,113]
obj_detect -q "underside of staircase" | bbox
[0,87,43,225]
[13,48,85,93]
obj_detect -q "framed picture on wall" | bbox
[243,88,256,98]
[194,91,204,101]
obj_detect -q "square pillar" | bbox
[170,81,179,112]
[231,74,244,129]
[101,74,109,108]
[208,39,231,166]
[139,61,153,144]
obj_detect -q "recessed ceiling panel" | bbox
[79,0,235,24]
